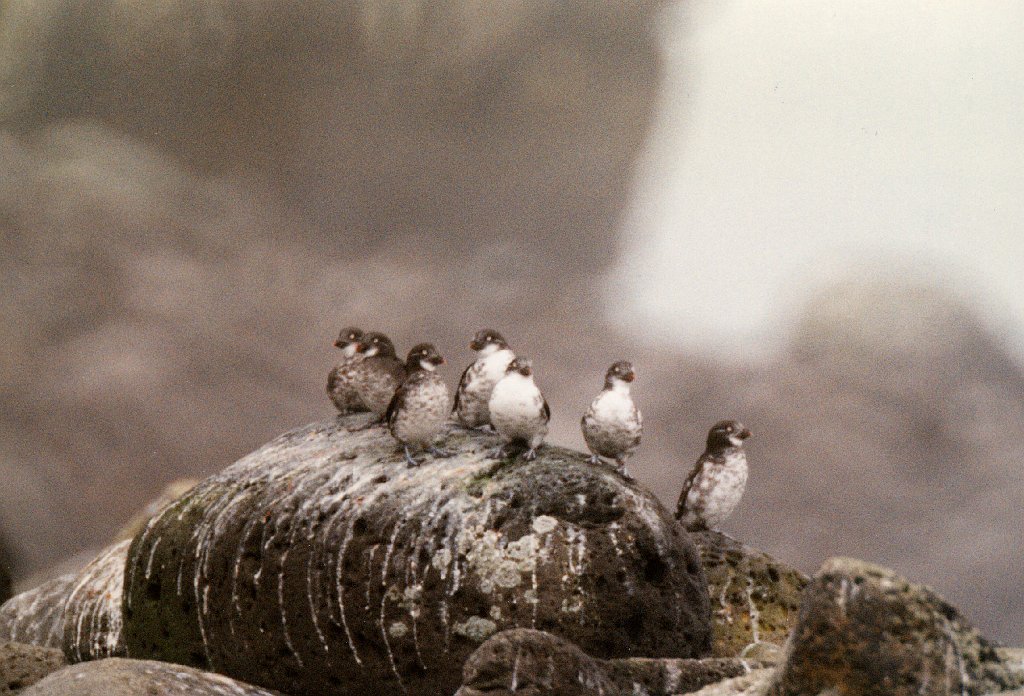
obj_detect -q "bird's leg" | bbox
[588,455,601,466]
[617,457,634,481]
[404,445,421,468]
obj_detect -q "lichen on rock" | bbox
[690,530,807,660]
[122,415,711,696]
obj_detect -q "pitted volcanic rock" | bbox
[123,415,711,695]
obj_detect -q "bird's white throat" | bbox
[608,377,632,394]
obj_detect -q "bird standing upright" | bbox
[676,420,752,531]
[351,332,407,419]
[581,361,642,477]
[454,329,516,429]
[387,343,450,466]
[488,357,549,461]
[326,327,368,413]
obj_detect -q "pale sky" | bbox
[616,1,1024,359]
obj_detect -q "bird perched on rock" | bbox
[454,329,516,429]
[326,327,368,413]
[676,420,752,531]
[351,332,407,419]
[387,343,450,466]
[581,361,642,477]
[488,357,550,461]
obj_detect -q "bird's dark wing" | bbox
[386,357,408,383]
[326,365,341,394]
[452,362,473,413]
[385,382,407,428]
[675,454,707,520]
[542,398,551,424]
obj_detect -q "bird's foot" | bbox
[587,455,602,466]
[427,446,452,458]
[404,446,422,468]
[488,445,508,460]
[619,466,635,482]
[523,447,539,462]
[356,417,385,431]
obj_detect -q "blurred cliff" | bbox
[1,0,1021,643]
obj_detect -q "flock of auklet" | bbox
[326,328,752,531]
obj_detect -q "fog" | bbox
[1,0,1021,643]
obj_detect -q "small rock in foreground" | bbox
[0,642,66,693]
[16,658,283,696]
[768,557,1024,696]
[456,628,766,696]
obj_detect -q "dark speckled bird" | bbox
[488,357,550,461]
[351,332,407,420]
[387,343,451,466]
[676,420,752,531]
[326,327,369,413]
[454,329,516,429]
[581,361,642,477]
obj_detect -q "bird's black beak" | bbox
[334,339,344,348]
[625,371,636,382]
[470,339,483,351]
[739,428,751,439]
[520,366,532,377]
[432,356,445,366]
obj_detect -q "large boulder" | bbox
[768,557,1024,696]
[691,531,807,658]
[123,415,711,695]
[0,541,127,661]
[456,628,767,696]
[17,658,282,696]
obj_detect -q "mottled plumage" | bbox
[352,332,406,417]
[454,329,515,429]
[387,343,450,466]
[488,357,549,461]
[326,327,368,413]
[676,420,752,531]
[582,361,642,476]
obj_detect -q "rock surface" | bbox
[16,658,282,695]
[0,642,65,693]
[687,669,775,696]
[123,415,711,695]
[692,531,807,658]
[456,628,765,696]
[0,541,127,661]
[768,557,1024,696]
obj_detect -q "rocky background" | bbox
[1,418,1021,695]
[1,0,1022,651]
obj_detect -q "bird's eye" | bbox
[727,426,734,433]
